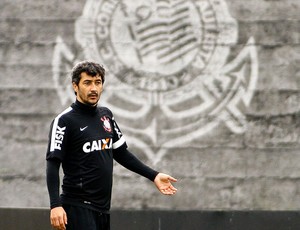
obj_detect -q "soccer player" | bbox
[46,61,177,230]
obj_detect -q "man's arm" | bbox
[113,146,177,195]
[46,159,61,208]
[113,145,159,181]
[46,159,67,230]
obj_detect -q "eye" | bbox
[95,80,102,85]
[83,81,91,85]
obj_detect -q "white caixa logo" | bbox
[83,138,112,153]
[52,0,258,164]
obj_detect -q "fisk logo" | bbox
[52,126,66,151]
[83,138,112,153]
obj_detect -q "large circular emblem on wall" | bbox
[76,0,235,92]
[53,0,258,162]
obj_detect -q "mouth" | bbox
[89,94,98,98]
[88,95,99,101]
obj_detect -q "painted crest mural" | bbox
[52,0,258,163]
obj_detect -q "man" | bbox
[46,61,177,230]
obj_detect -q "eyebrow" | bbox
[83,79,102,83]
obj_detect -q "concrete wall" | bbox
[0,0,300,211]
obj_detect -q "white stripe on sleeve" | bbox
[50,107,72,152]
[113,136,126,149]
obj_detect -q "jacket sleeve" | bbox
[46,159,62,209]
[46,117,68,161]
[113,145,159,181]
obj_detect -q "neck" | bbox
[77,98,98,107]
[74,100,98,114]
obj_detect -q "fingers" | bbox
[158,173,177,182]
[63,211,68,226]
[160,183,178,195]
[50,207,67,230]
[167,175,178,182]
[161,186,177,195]
[51,216,66,230]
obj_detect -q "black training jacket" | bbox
[46,100,158,212]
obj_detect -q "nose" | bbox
[90,82,97,92]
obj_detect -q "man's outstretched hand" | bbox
[154,173,178,195]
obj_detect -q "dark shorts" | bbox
[63,204,110,230]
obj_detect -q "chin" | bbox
[89,100,99,106]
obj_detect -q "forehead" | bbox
[80,72,101,81]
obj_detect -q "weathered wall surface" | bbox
[0,0,299,211]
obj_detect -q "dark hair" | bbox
[71,60,105,85]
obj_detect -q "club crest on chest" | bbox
[101,116,112,133]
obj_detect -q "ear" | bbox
[72,82,78,94]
